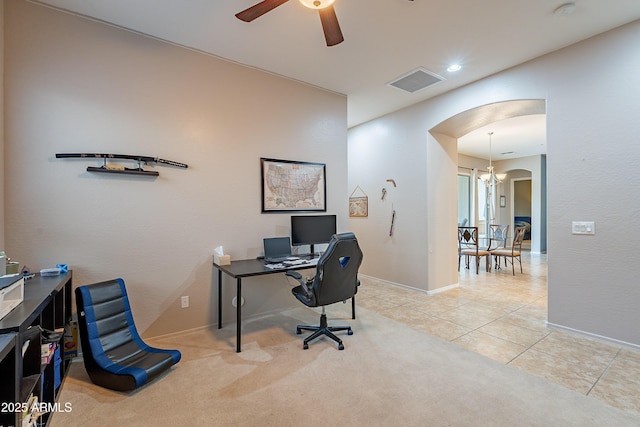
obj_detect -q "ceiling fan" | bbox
[236,0,344,47]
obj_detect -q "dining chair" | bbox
[458,226,491,274]
[489,226,526,275]
[487,224,509,269]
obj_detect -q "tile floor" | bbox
[357,253,640,415]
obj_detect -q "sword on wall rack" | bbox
[55,153,188,176]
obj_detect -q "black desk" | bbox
[213,258,356,352]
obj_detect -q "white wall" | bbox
[545,21,640,345]
[4,0,348,337]
[348,109,431,289]
[349,20,640,345]
[427,132,459,291]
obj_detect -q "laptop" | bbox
[263,237,297,263]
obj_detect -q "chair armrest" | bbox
[285,270,303,281]
[286,270,314,298]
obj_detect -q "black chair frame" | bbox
[286,232,363,350]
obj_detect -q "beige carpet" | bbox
[50,305,640,426]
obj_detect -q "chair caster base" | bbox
[296,313,352,350]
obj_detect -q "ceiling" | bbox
[457,114,547,161]
[33,0,640,159]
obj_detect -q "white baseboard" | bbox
[359,274,459,296]
[426,283,460,295]
[546,321,640,351]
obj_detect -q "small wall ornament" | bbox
[349,186,368,218]
[383,179,397,237]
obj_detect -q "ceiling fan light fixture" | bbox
[554,2,576,16]
[237,0,343,46]
[299,0,335,10]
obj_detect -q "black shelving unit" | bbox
[0,332,18,427]
[0,272,73,427]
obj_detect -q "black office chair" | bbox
[286,232,363,350]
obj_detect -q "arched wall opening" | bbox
[428,99,547,290]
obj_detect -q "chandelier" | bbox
[480,132,506,184]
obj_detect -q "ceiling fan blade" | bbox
[318,5,344,46]
[236,0,290,22]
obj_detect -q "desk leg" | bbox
[236,278,242,353]
[217,269,223,329]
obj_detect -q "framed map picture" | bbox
[260,158,326,213]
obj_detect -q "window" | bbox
[477,177,488,235]
[457,174,470,226]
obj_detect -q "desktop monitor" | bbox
[291,214,337,256]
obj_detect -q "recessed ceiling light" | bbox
[447,64,462,72]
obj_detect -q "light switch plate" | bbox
[572,221,595,235]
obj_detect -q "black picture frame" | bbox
[260,158,326,213]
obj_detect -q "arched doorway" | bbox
[431,99,547,255]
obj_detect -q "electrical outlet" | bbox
[181,295,189,308]
[572,221,595,235]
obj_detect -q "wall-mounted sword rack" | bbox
[55,153,188,177]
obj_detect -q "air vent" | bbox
[388,68,444,93]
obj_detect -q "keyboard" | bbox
[265,256,298,263]
[283,258,319,267]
